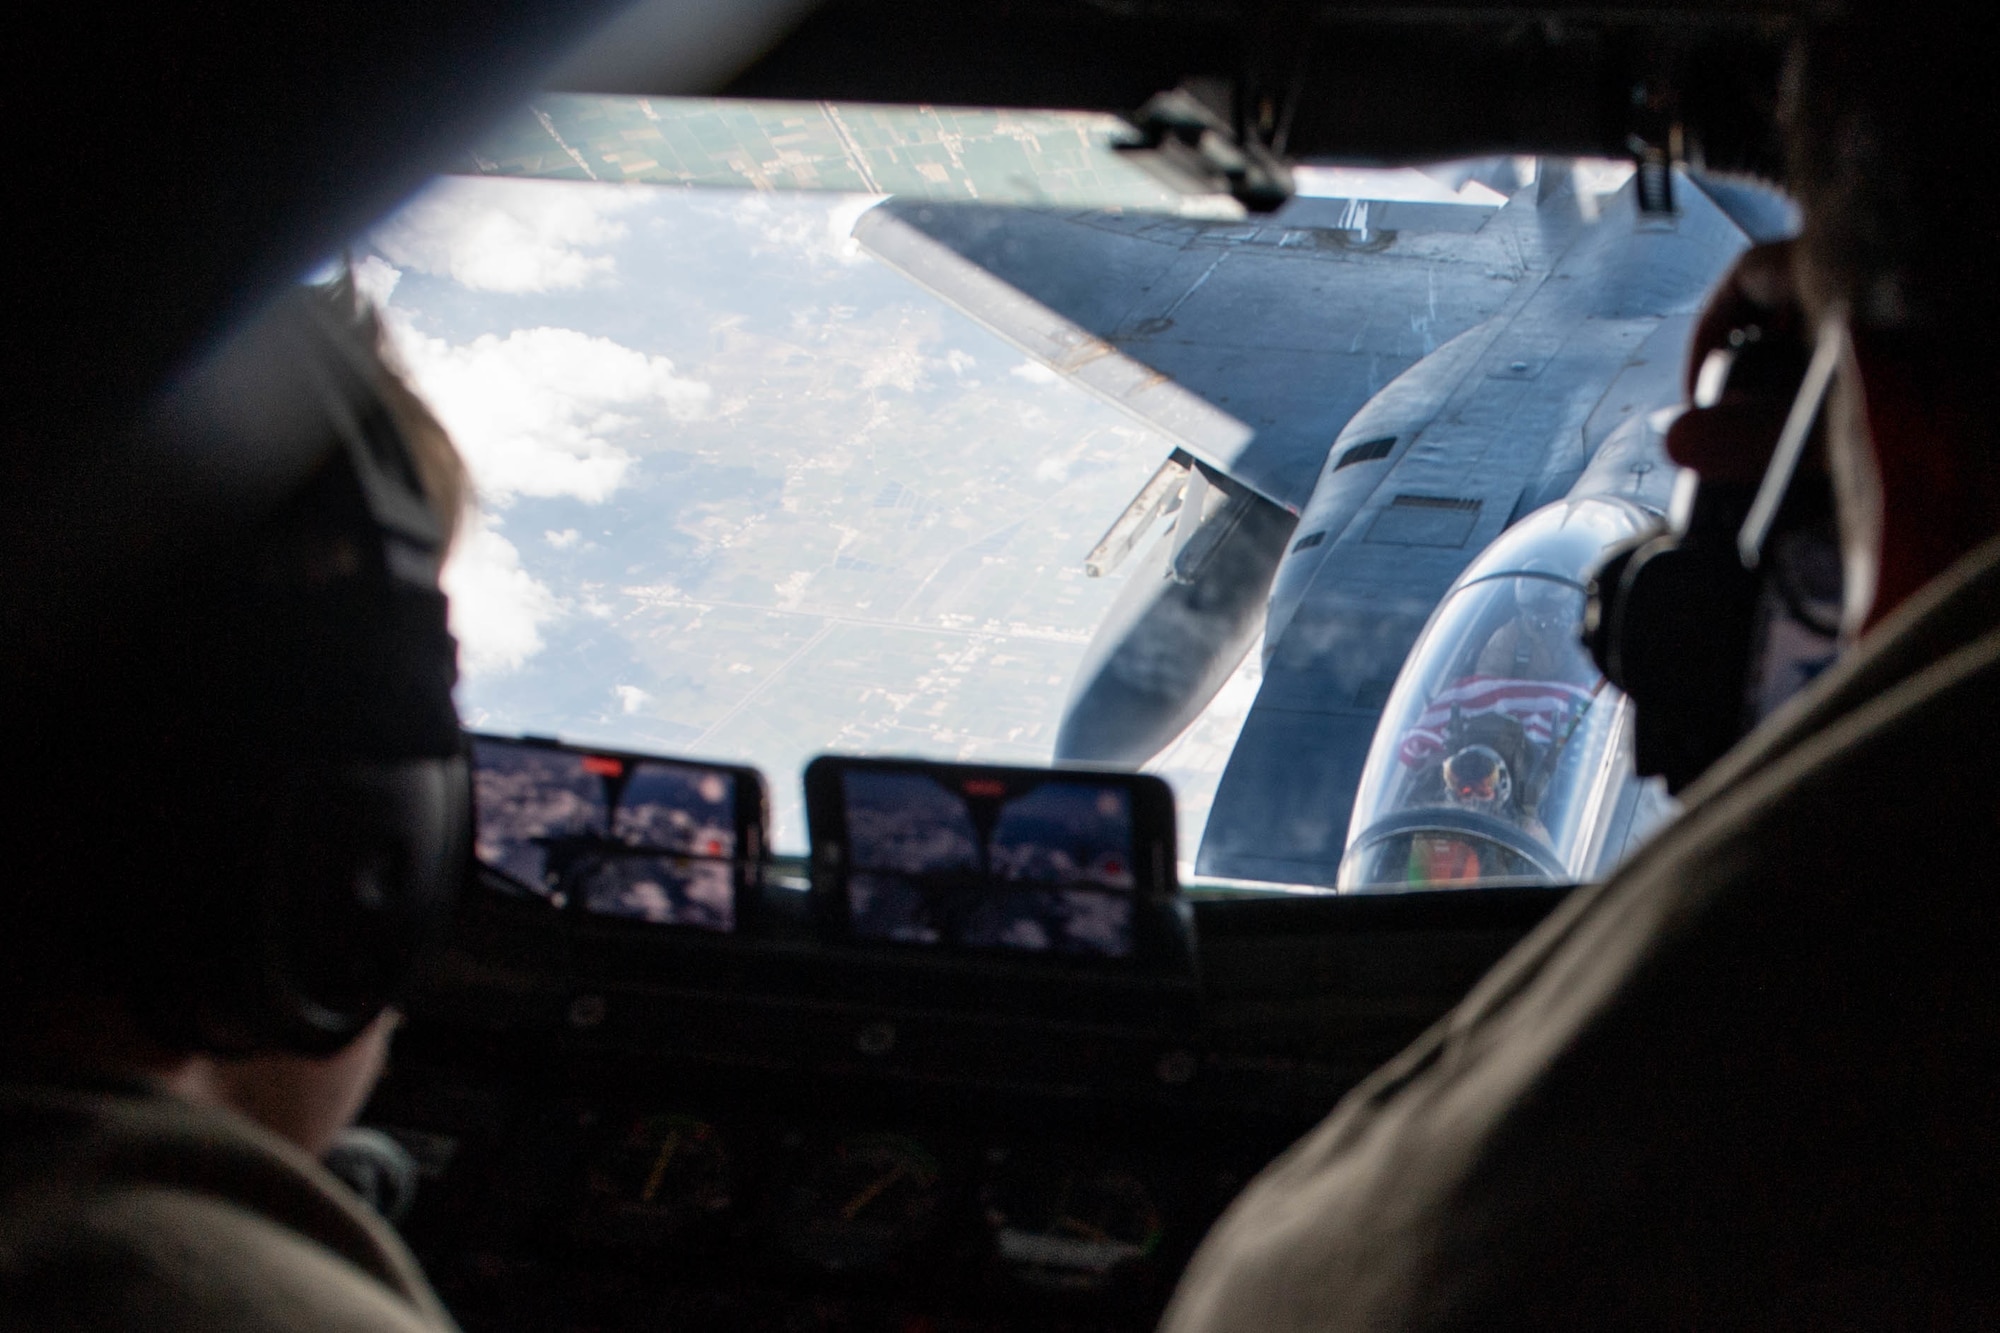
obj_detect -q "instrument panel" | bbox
[370,1089,1238,1330]
[365,880,1569,1330]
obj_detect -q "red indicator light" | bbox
[962,779,1006,798]
[582,755,623,777]
[704,839,722,855]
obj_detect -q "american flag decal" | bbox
[1399,675,1601,766]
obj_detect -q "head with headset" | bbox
[1589,10,2000,792]
[1514,571,1580,640]
[0,273,470,1154]
[1442,744,1513,817]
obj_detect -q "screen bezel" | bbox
[802,755,1179,968]
[469,731,769,937]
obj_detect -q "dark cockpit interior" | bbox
[383,839,1568,1329]
[9,3,1820,1329]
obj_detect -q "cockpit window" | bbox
[365,173,1202,854]
[1341,499,1659,892]
[1340,574,1625,889]
[366,99,1701,889]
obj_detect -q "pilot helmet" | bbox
[1442,744,1512,814]
[1515,568,1580,636]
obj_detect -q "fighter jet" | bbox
[856,162,1796,886]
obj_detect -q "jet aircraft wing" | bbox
[852,180,1578,512]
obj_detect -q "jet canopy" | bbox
[1338,497,1658,892]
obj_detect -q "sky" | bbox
[361,175,1255,854]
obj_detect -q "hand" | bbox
[1664,241,1814,488]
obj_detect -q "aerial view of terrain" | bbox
[365,171,1239,852]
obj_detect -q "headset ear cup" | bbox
[1584,535,1649,686]
[1608,536,1761,793]
[256,757,469,1054]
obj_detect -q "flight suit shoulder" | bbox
[3,1182,452,1333]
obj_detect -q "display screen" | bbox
[471,735,745,933]
[838,769,1140,958]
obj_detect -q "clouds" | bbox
[363,176,1147,722]
[390,322,710,505]
[854,334,932,393]
[353,254,402,308]
[443,515,563,676]
[373,176,639,293]
[362,178,714,680]
[724,190,885,267]
[364,179,710,508]
[824,194,888,263]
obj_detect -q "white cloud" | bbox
[545,528,581,549]
[944,349,976,376]
[727,192,885,267]
[824,194,887,263]
[1010,360,1059,385]
[614,684,653,714]
[443,515,562,677]
[856,340,930,393]
[389,323,711,505]
[372,176,638,294]
[353,255,402,308]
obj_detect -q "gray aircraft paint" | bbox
[854,183,1575,509]
[856,179,1567,768]
[858,168,1777,885]
[1053,461,1298,765]
[1205,180,1749,883]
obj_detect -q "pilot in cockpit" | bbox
[1407,740,1556,885]
[1404,744,1511,884]
[1383,562,1610,879]
[1450,569,1603,829]
[1474,567,1596,685]
[1445,746,1506,810]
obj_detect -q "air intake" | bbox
[1332,436,1397,470]
[1364,494,1481,548]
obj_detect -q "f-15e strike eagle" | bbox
[856,162,1796,889]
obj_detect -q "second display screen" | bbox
[838,768,1140,959]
